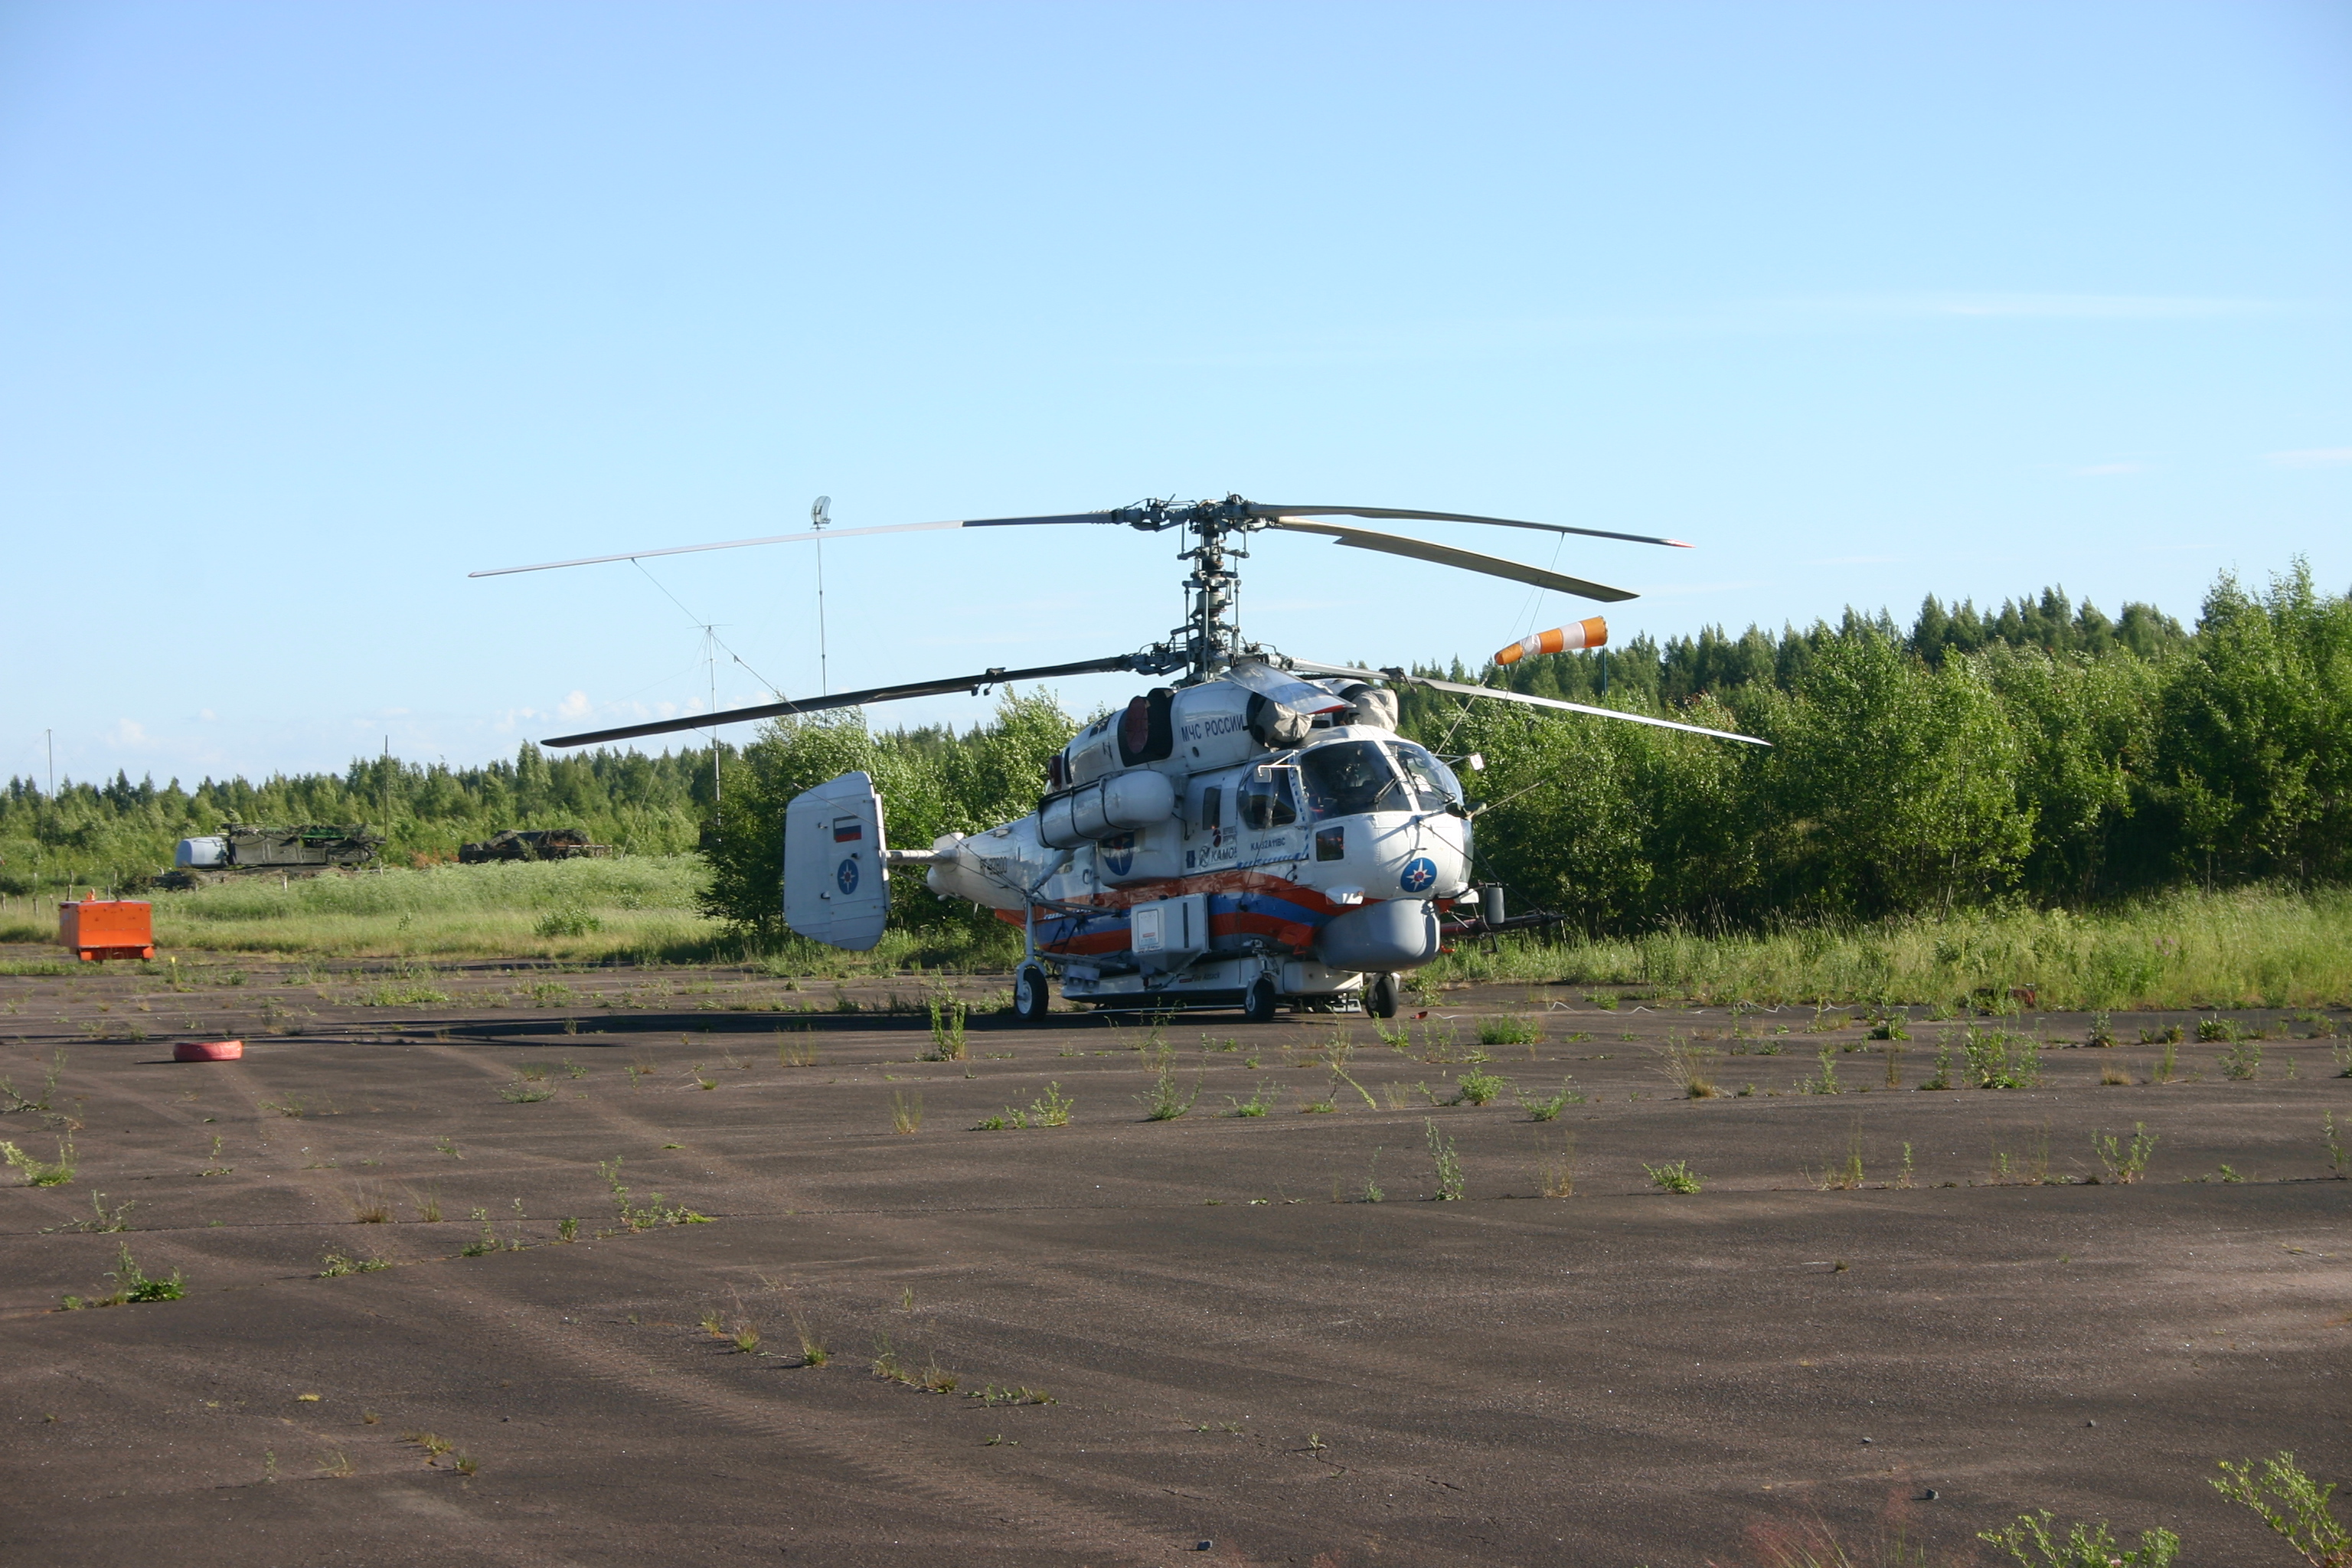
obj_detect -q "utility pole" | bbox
[811,495,831,696]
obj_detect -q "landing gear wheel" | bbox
[1243,975,1279,1024]
[1014,964,1051,1024]
[1366,972,1401,1019]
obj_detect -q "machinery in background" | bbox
[456,828,613,864]
[159,824,385,888]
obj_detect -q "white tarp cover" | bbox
[782,771,890,951]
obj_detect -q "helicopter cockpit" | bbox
[1286,737,1463,821]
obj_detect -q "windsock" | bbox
[1494,617,1607,666]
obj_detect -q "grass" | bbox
[1475,1015,1543,1047]
[2217,1037,2263,1080]
[890,1090,924,1134]
[315,1246,393,1277]
[1978,1510,2180,1567]
[1655,1040,1720,1099]
[498,1076,557,1103]
[1962,1028,2043,1089]
[1225,1084,1278,1118]
[1535,1132,1577,1197]
[924,995,969,1061]
[2211,1451,2352,1567]
[1449,1067,1508,1106]
[1417,884,2352,1009]
[1811,1122,1866,1190]
[596,1157,710,1230]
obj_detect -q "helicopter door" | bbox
[782,771,890,952]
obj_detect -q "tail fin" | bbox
[782,772,890,952]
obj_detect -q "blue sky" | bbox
[2,1,2346,787]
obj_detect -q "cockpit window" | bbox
[1298,740,1410,818]
[1236,763,1299,829]
[1387,741,1459,810]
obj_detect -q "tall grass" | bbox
[1426,884,2352,1010]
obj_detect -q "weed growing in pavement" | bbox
[626,1061,653,1087]
[2100,1063,2136,1086]
[2217,1037,2263,1080]
[2085,1011,2117,1048]
[1922,1037,1956,1090]
[1536,1132,1577,1198]
[1867,1008,1911,1041]
[1226,1084,1277,1118]
[2,1135,76,1187]
[1964,1028,2043,1089]
[972,1109,1025,1130]
[42,1190,134,1233]
[1656,1039,1720,1099]
[498,1076,556,1103]
[1356,1149,1385,1203]
[1988,1122,2054,1186]
[2210,1450,2351,1566]
[596,1157,710,1230]
[2153,1035,2182,1084]
[1372,1018,1411,1050]
[2334,1040,2352,1076]
[564,1058,590,1079]
[775,1028,818,1067]
[2196,1014,2244,1044]
[2141,1022,2184,1045]
[317,1449,354,1478]
[460,1207,499,1256]
[1896,1142,1915,1188]
[1476,1016,1542,1048]
[1978,1510,2179,1567]
[1798,1045,1842,1096]
[1812,1122,1866,1190]
[1027,1083,1074,1126]
[410,1186,443,1222]
[924,996,969,1061]
[1881,1038,1906,1088]
[689,1063,717,1090]
[62,1243,186,1308]
[2092,1123,2158,1184]
[1516,1077,1583,1120]
[1299,1086,1338,1114]
[258,1093,305,1119]
[2322,1113,2347,1179]
[1424,1119,1465,1200]
[348,1187,393,1223]
[789,1305,829,1366]
[315,1246,392,1277]
[1327,1062,1380,1110]
[969,1383,1055,1406]
[0,1049,67,1119]
[557,1216,579,1241]
[1138,1064,1204,1121]
[1645,1159,1703,1194]
[1450,1067,1508,1106]
[433,1135,462,1158]
[890,1090,924,1134]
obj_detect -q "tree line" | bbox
[5,566,2343,943]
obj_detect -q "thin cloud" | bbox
[2264,447,2352,469]
[2071,462,2145,477]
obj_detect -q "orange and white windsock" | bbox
[1494,617,1608,666]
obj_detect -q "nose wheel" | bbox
[1365,972,1401,1018]
[1242,975,1279,1024]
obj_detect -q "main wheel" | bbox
[1365,972,1401,1019]
[1242,975,1279,1024]
[1014,964,1051,1024]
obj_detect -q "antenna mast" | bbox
[810,495,831,696]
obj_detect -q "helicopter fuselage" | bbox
[923,674,1475,1011]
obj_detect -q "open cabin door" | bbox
[783,771,890,952]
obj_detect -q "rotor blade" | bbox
[539,653,1146,748]
[1265,519,1638,603]
[471,512,1121,578]
[1282,659,1769,746]
[1250,504,1690,550]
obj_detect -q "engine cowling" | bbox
[1037,769,1176,850]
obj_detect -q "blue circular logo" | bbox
[1400,857,1436,893]
[835,858,860,895]
[1102,833,1135,878]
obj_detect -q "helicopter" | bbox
[474,495,1766,1022]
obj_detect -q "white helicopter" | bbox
[475,495,1766,1022]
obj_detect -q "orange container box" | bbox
[58,897,155,962]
